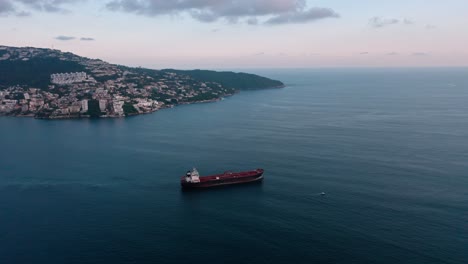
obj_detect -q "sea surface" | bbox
[1,68,467,264]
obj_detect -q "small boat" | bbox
[181,168,264,189]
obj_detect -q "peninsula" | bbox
[0,46,284,119]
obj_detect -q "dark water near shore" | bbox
[1,68,468,264]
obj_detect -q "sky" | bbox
[1,0,467,69]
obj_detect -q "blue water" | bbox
[1,68,467,264]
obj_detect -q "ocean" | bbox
[0,68,467,264]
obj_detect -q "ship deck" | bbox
[181,169,263,183]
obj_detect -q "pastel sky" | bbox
[1,0,467,69]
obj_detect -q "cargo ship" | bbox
[181,168,264,189]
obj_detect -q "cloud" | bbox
[403,18,414,25]
[80,37,95,41]
[15,10,31,16]
[17,0,79,13]
[386,52,398,56]
[106,0,339,25]
[0,0,15,14]
[247,17,258,25]
[55,35,75,41]
[359,52,369,55]
[369,16,399,28]
[425,24,436,30]
[0,0,83,15]
[265,7,339,25]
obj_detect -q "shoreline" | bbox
[1,85,286,120]
[2,92,238,120]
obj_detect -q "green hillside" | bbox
[0,57,86,89]
[161,69,284,90]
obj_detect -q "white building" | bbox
[113,101,124,116]
[99,100,107,112]
[3,99,17,107]
[69,102,82,114]
[81,100,88,113]
[51,72,88,85]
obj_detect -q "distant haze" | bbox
[1,0,467,68]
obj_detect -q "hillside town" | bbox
[0,46,236,119]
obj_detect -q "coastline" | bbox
[0,85,286,120]
[0,46,286,121]
[3,92,239,120]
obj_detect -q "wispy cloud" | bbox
[403,18,414,25]
[55,35,75,41]
[246,17,258,25]
[369,16,438,31]
[15,10,31,16]
[386,52,399,56]
[21,0,84,13]
[2,0,340,25]
[80,37,95,41]
[0,0,85,16]
[369,17,399,28]
[106,0,339,25]
[0,0,15,14]
[265,7,339,25]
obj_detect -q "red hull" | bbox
[181,169,264,189]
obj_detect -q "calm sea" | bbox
[1,68,467,264]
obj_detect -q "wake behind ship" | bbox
[181,168,264,189]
